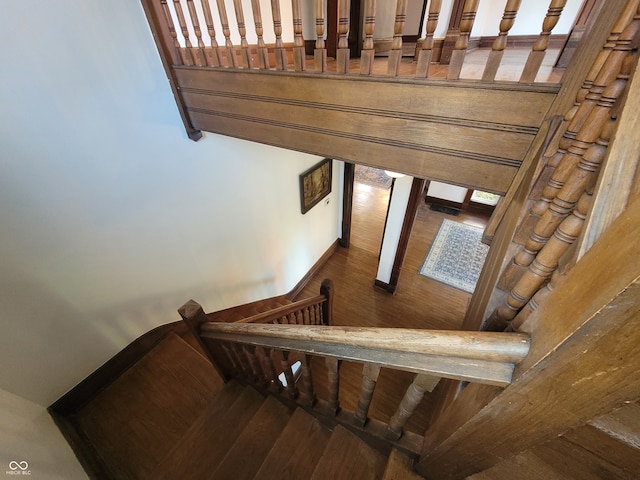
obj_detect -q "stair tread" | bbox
[311,424,387,480]
[530,437,632,480]
[151,385,264,479]
[210,395,292,480]
[563,424,640,476]
[254,407,332,480]
[466,450,569,480]
[74,332,223,479]
[383,448,424,480]
[589,401,640,448]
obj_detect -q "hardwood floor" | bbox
[298,173,490,434]
[308,47,564,83]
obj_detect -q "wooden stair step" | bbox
[150,384,264,479]
[563,424,640,478]
[382,448,424,480]
[210,395,292,480]
[74,332,223,479]
[254,407,332,480]
[311,424,387,480]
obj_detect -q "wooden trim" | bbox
[475,34,568,49]
[424,195,462,210]
[287,239,339,300]
[373,279,397,294]
[139,0,202,141]
[340,163,355,248]
[388,178,426,290]
[201,323,530,386]
[49,412,111,480]
[49,321,189,414]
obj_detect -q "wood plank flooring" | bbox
[298,176,489,434]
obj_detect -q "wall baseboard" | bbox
[374,279,397,294]
[287,239,339,300]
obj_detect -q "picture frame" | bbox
[299,158,332,214]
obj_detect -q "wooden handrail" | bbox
[233,294,328,324]
[200,323,530,386]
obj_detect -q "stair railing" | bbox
[142,0,571,82]
[179,280,530,448]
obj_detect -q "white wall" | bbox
[374,0,582,40]
[427,181,468,203]
[471,0,584,37]
[376,176,413,283]
[0,0,339,407]
[0,388,88,479]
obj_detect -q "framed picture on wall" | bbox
[299,158,332,214]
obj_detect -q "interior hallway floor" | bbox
[298,170,490,434]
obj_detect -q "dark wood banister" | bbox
[199,323,530,387]
[232,294,327,324]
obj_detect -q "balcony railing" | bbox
[141,0,584,194]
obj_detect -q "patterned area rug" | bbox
[419,219,489,293]
[355,165,392,190]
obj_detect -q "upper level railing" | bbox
[147,0,573,83]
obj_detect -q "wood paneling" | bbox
[174,68,558,193]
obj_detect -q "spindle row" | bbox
[155,0,570,83]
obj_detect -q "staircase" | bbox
[70,331,423,479]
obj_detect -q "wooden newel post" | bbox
[178,299,232,381]
[320,278,334,325]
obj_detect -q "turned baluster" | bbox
[570,0,640,119]
[415,0,441,78]
[336,0,351,74]
[216,0,237,67]
[221,343,240,375]
[360,0,376,75]
[326,357,341,414]
[291,0,305,71]
[447,0,480,80]
[320,279,333,325]
[498,191,593,326]
[298,355,317,407]
[354,364,381,427]
[232,0,253,68]
[159,0,184,65]
[545,18,640,177]
[185,0,206,65]
[386,374,434,440]
[533,50,634,219]
[273,349,298,399]
[520,0,568,83]
[271,0,288,70]
[387,0,408,76]
[228,343,250,380]
[256,346,282,394]
[515,115,617,270]
[482,0,522,81]
[511,268,563,331]
[532,47,640,215]
[302,307,310,325]
[250,0,270,69]
[200,0,223,66]
[171,0,194,65]
[243,345,264,385]
[314,0,327,72]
